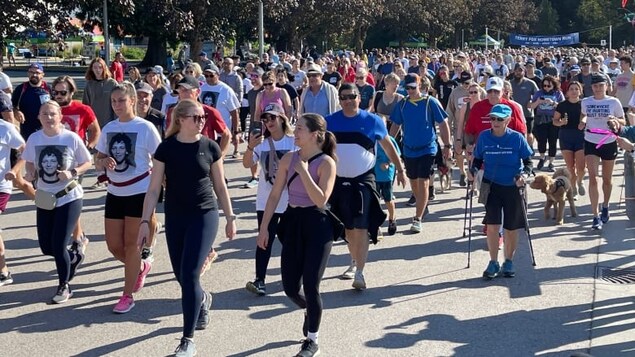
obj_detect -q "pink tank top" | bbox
[287,152,325,207]
[259,88,284,111]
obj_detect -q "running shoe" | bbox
[387,220,397,236]
[196,291,213,330]
[459,173,467,187]
[296,339,320,357]
[340,264,356,280]
[243,178,258,189]
[174,337,196,357]
[68,250,85,282]
[501,259,515,278]
[410,218,422,233]
[600,205,610,224]
[69,233,89,255]
[141,247,154,263]
[591,216,603,230]
[245,279,266,296]
[113,294,135,314]
[0,271,13,286]
[352,270,366,291]
[52,283,72,304]
[536,158,545,170]
[578,182,586,196]
[545,163,555,172]
[482,260,500,280]
[406,195,416,207]
[133,260,152,293]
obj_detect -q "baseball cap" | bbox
[261,103,287,119]
[591,73,608,84]
[525,59,536,67]
[458,71,473,83]
[513,63,525,71]
[485,77,504,92]
[199,51,207,57]
[306,64,323,74]
[28,63,44,73]
[134,82,154,95]
[489,104,512,118]
[609,58,619,64]
[591,58,600,64]
[404,73,419,87]
[203,64,219,73]
[175,75,200,94]
[153,65,164,74]
[146,66,161,75]
[580,58,591,65]
[569,65,581,73]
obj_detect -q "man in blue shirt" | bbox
[299,64,340,118]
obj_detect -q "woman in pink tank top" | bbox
[256,113,338,357]
[254,71,292,121]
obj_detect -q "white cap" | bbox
[485,77,504,92]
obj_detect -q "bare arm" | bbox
[254,92,263,120]
[257,153,292,249]
[378,135,406,188]
[137,159,165,248]
[86,120,101,149]
[211,158,236,240]
[281,90,292,119]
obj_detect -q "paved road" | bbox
[1,68,634,356]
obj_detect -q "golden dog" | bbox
[529,167,577,225]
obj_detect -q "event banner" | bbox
[509,33,580,46]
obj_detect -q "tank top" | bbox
[376,91,404,118]
[286,152,325,207]
[259,88,284,112]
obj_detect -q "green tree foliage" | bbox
[536,0,560,35]
[577,0,621,44]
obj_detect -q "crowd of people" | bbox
[0,44,634,357]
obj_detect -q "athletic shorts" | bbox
[584,140,618,161]
[376,181,394,202]
[404,154,435,179]
[0,192,10,212]
[558,128,585,152]
[329,181,372,230]
[105,192,146,219]
[525,117,534,135]
[483,182,526,230]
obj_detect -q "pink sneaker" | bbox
[133,261,152,293]
[113,294,135,314]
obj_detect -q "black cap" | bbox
[580,58,591,65]
[458,71,473,83]
[203,64,219,73]
[514,63,525,71]
[591,73,608,84]
[174,75,200,94]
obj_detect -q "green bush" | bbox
[120,47,146,60]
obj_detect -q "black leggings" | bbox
[37,199,83,286]
[239,106,250,133]
[280,206,333,334]
[533,123,559,157]
[165,208,219,339]
[255,211,282,282]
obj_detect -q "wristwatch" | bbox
[70,168,78,177]
[444,144,453,149]
[226,214,237,222]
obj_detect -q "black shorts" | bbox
[404,154,435,179]
[525,117,534,135]
[483,183,526,230]
[329,181,372,230]
[376,181,394,202]
[559,128,584,152]
[105,192,146,219]
[584,140,618,161]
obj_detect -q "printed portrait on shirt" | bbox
[36,145,70,184]
[62,114,79,133]
[259,148,288,184]
[200,91,219,108]
[107,132,137,172]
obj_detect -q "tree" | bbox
[0,0,77,42]
[536,0,560,34]
[577,0,620,44]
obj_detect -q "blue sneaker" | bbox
[501,259,515,278]
[600,205,610,224]
[482,260,500,280]
[591,216,602,230]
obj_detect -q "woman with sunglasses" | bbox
[95,82,162,314]
[243,103,296,296]
[470,104,533,280]
[254,71,292,122]
[529,75,565,172]
[432,65,458,109]
[137,99,236,356]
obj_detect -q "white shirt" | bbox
[0,72,12,92]
[581,96,624,144]
[199,82,240,130]
[0,121,25,193]
[252,135,297,212]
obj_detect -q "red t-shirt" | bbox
[61,101,97,141]
[166,103,227,139]
[339,66,356,83]
[110,61,124,83]
[465,98,527,138]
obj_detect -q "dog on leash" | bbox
[437,158,453,193]
[529,167,577,225]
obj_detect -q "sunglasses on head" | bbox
[52,90,68,96]
[185,114,206,123]
[489,116,506,122]
[339,94,358,100]
[261,114,278,123]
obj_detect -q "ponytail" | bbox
[321,131,337,161]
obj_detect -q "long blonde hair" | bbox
[165,99,201,138]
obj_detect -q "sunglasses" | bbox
[204,74,216,78]
[185,114,206,123]
[355,76,365,79]
[52,90,69,96]
[184,70,194,74]
[489,116,506,122]
[261,114,278,123]
[307,73,321,78]
[406,86,418,90]
[543,84,552,88]
[469,91,478,94]
[339,94,358,100]
[263,82,274,87]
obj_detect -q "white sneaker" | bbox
[352,271,366,290]
[340,264,356,280]
[410,218,422,233]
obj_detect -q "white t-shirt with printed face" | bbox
[581,96,625,144]
[23,129,91,206]
[252,135,297,212]
[199,82,240,130]
[96,117,161,196]
[0,121,25,193]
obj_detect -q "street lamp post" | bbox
[258,0,264,59]
[104,0,110,65]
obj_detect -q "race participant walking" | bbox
[137,99,236,357]
[580,74,625,230]
[388,74,452,233]
[83,58,117,127]
[22,100,92,302]
[510,63,539,149]
[52,76,101,255]
[243,103,296,295]
[328,83,405,290]
[299,64,341,118]
[257,113,338,357]
[529,75,565,172]
[470,104,533,280]
[95,82,162,313]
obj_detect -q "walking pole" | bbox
[466,180,474,268]
[462,180,470,237]
[519,185,536,266]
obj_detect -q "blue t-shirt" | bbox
[389,95,447,158]
[326,110,387,178]
[374,136,400,182]
[531,90,564,117]
[12,82,51,139]
[473,128,533,186]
